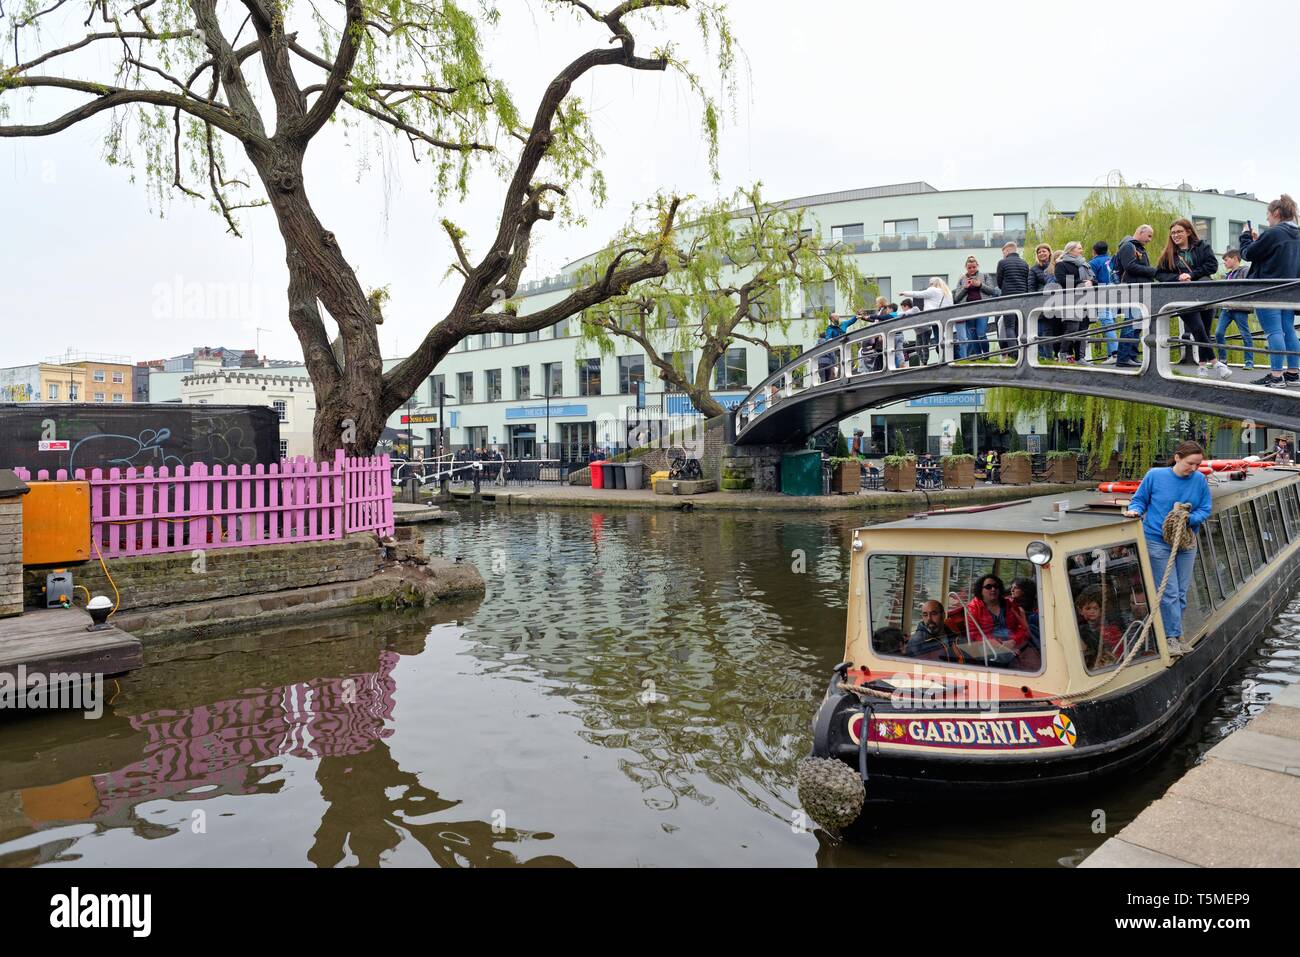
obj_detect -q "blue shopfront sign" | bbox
[907,391,983,408]
[505,403,588,420]
[666,393,747,416]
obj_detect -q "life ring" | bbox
[1097,481,1140,494]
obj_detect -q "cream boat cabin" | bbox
[804,466,1300,818]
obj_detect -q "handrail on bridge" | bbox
[733,279,1300,444]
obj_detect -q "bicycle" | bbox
[668,448,703,481]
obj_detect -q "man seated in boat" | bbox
[1075,585,1123,667]
[905,600,966,660]
[960,575,1032,665]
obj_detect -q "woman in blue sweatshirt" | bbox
[1122,441,1212,649]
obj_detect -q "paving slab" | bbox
[1206,728,1300,776]
[1078,838,1197,869]
[1272,682,1300,710]
[1244,704,1300,743]
[1116,794,1300,867]
[1167,757,1300,830]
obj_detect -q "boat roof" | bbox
[864,467,1299,535]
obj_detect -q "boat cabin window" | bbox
[1233,504,1265,574]
[867,553,1043,674]
[1268,492,1291,547]
[1065,542,1159,673]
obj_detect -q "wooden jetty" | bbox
[0,607,143,685]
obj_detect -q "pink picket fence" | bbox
[11,449,394,558]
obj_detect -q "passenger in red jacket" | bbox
[964,575,1031,655]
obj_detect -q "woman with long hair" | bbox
[1240,194,1300,388]
[1122,440,1213,653]
[1053,240,1096,362]
[899,276,953,359]
[964,573,1031,659]
[1156,218,1223,377]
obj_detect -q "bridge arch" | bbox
[730,280,1300,447]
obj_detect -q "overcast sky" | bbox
[4,0,1297,368]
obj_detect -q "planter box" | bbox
[1000,457,1033,485]
[884,462,917,491]
[1046,458,1079,483]
[830,461,860,494]
[653,478,717,495]
[942,461,975,488]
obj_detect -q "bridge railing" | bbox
[733,280,1300,440]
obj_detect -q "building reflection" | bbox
[3,610,570,867]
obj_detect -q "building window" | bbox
[513,365,530,400]
[112,371,125,384]
[457,371,474,403]
[112,393,124,403]
[94,392,105,403]
[994,213,1028,234]
[768,345,801,374]
[746,288,773,322]
[485,368,502,402]
[542,362,562,397]
[429,374,446,405]
[48,383,59,400]
[884,218,919,235]
[502,332,514,346]
[1192,217,1214,249]
[715,347,748,389]
[912,275,947,300]
[1054,210,1078,220]
[526,330,540,343]
[937,215,974,234]
[69,384,79,401]
[802,279,836,318]
[831,223,864,244]
[93,370,106,383]
[273,400,288,422]
[577,357,602,396]
[662,351,695,387]
[859,276,891,305]
[279,440,288,459]
[1229,220,1247,243]
[551,318,568,339]
[618,355,645,394]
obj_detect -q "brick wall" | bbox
[0,499,21,618]
[23,534,383,612]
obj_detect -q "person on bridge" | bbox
[953,256,1001,359]
[1029,243,1061,359]
[1054,242,1098,362]
[1156,219,1223,378]
[1115,225,1159,368]
[996,241,1030,355]
[1088,241,1120,362]
[900,278,953,355]
[1214,248,1255,371]
[1122,440,1212,654]
[1240,194,1300,389]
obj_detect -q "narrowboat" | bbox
[798,464,1300,831]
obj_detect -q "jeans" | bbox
[1255,307,1299,373]
[952,321,970,359]
[1215,310,1255,366]
[968,316,989,356]
[1037,313,1062,359]
[997,314,1019,355]
[1145,534,1197,639]
[1117,308,1143,365]
[1097,310,1119,356]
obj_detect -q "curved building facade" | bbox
[394,182,1267,459]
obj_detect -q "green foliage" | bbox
[941,454,975,466]
[951,428,965,455]
[1028,174,1186,255]
[827,456,859,466]
[577,183,862,408]
[1000,450,1032,461]
[883,453,917,468]
[1046,450,1077,460]
[892,428,907,455]
[832,431,850,458]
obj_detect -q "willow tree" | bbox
[1,0,734,455]
[576,185,864,416]
[988,176,1200,471]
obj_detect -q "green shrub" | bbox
[883,453,917,468]
[1001,450,1032,461]
[1046,450,1078,460]
[941,454,975,466]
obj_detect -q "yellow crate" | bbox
[650,470,670,484]
[22,481,91,566]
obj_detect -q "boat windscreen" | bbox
[867,553,1043,674]
[1064,541,1160,673]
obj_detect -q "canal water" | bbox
[2,505,1297,867]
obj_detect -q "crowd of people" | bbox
[806,192,1300,384]
[900,574,1042,671]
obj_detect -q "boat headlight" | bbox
[852,539,864,552]
[1026,541,1052,566]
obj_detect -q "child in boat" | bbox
[1075,585,1123,667]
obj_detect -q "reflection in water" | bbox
[0,504,1297,867]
